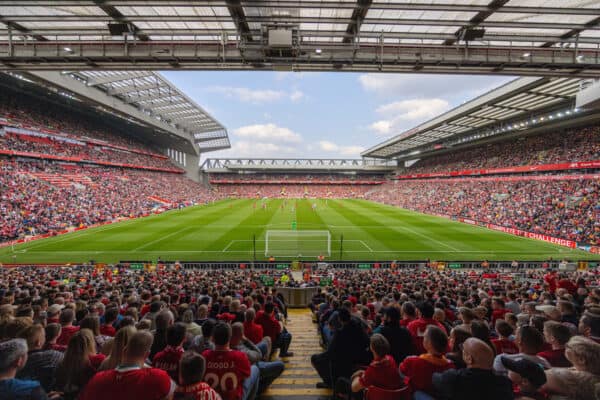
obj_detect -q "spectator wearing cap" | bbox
[501,357,547,400]
[538,321,572,367]
[16,324,63,392]
[351,334,403,394]
[46,304,62,325]
[174,351,221,400]
[432,338,513,400]
[0,338,49,400]
[535,305,561,322]
[408,302,446,354]
[400,325,454,397]
[79,330,175,400]
[373,306,413,363]
[493,326,551,375]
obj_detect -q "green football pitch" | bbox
[1,198,597,264]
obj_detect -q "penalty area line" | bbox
[359,240,374,252]
[222,241,236,252]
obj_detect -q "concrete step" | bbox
[259,308,330,400]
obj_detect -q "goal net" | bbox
[265,230,331,258]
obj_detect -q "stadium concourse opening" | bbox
[2,1,600,400]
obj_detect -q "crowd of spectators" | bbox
[404,126,600,175]
[309,267,600,400]
[366,177,600,246]
[0,267,299,400]
[0,266,599,400]
[0,159,215,243]
[212,184,375,199]
[0,132,178,171]
[209,173,385,183]
[0,92,165,157]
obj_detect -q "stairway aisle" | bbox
[260,308,332,400]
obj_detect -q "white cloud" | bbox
[217,140,297,158]
[233,123,303,143]
[376,98,450,121]
[369,120,394,135]
[208,86,286,103]
[318,140,365,157]
[369,98,450,137]
[208,86,305,104]
[318,140,338,152]
[289,90,305,102]
[338,145,365,156]
[358,73,515,98]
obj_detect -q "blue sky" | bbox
[161,71,514,160]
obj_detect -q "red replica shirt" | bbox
[175,382,222,400]
[100,324,116,337]
[400,354,455,394]
[492,338,519,355]
[154,346,185,381]
[202,349,251,400]
[491,309,510,325]
[557,279,577,295]
[80,366,174,400]
[243,321,264,345]
[254,311,281,344]
[57,325,80,346]
[140,304,151,317]
[358,355,403,390]
[89,353,106,370]
[544,273,558,293]
[537,349,571,368]
[407,318,446,354]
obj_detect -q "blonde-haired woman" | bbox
[543,336,600,400]
[98,325,136,371]
[54,328,105,400]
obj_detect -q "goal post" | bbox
[265,230,331,258]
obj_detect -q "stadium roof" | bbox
[0,1,599,76]
[362,76,587,159]
[14,70,229,154]
[73,71,227,144]
[201,158,397,172]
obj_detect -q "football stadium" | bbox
[1,2,600,400]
